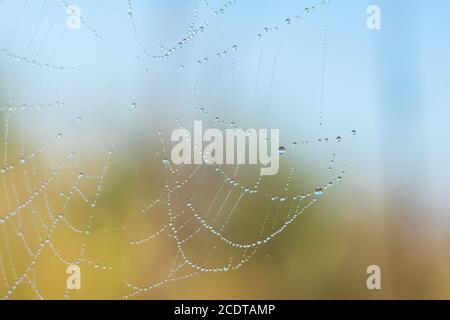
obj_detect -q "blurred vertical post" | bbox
[374,0,435,297]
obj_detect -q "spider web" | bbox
[121,0,349,299]
[0,0,356,299]
[0,102,114,299]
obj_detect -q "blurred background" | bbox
[0,0,449,299]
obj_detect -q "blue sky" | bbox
[1,0,449,217]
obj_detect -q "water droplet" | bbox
[314,188,324,197]
[278,146,286,156]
